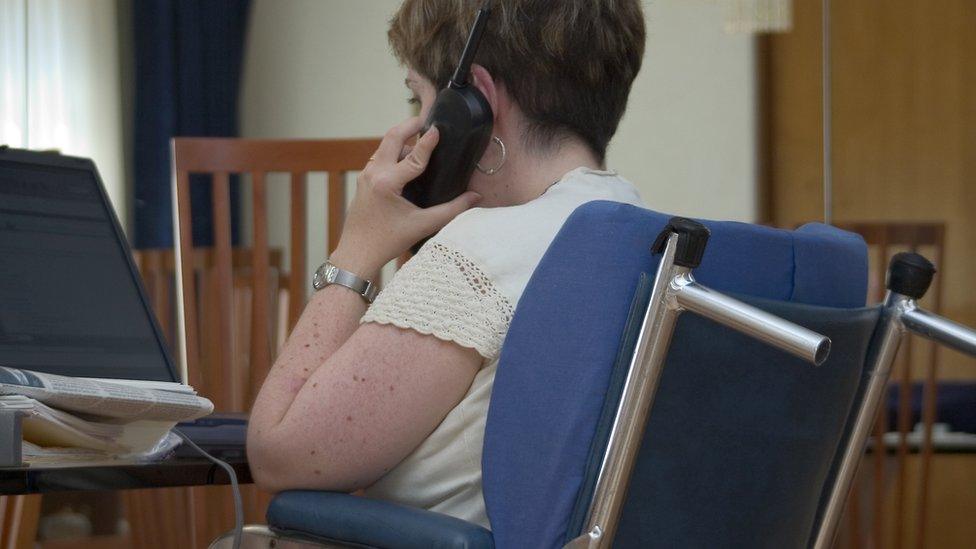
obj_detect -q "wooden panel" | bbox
[172,138,379,173]
[38,535,130,549]
[123,488,194,549]
[765,0,976,379]
[763,2,976,548]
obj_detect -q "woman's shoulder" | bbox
[428,168,644,299]
[436,169,642,247]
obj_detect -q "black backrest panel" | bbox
[613,295,879,549]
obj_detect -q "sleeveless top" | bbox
[361,167,645,528]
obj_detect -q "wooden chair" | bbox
[162,138,379,545]
[133,247,289,406]
[833,222,946,549]
[0,495,41,549]
[172,138,378,399]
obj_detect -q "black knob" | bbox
[652,217,711,269]
[887,252,936,299]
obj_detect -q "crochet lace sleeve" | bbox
[361,242,515,361]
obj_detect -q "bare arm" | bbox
[247,117,483,492]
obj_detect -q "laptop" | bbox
[0,146,247,455]
[0,146,182,388]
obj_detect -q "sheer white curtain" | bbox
[0,0,125,216]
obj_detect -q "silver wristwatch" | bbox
[312,261,378,303]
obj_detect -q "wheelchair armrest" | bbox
[267,491,494,549]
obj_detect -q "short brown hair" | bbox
[389,0,646,161]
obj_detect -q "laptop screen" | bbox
[0,152,178,382]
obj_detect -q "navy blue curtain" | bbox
[132,0,251,249]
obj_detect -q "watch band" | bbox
[312,262,378,303]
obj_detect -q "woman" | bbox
[248,0,646,529]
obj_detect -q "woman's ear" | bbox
[470,64,501,120]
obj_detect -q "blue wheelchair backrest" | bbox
[482,201,868,548]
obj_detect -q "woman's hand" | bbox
[330,117,482,279]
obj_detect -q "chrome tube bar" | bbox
[674,277,831,365]
[813,290,976,549]
[812,292,908,549]
[568,231,833,549]
[570,234,689,549]
[210,525,345,548]
[902,307,976,357]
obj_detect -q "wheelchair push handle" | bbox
[901,308,976,357]
[652,217,830,366]
[887,252,976,357]
[674,280,832,365]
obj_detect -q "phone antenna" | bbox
[450,2,493,88]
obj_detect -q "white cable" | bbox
[172,429,243,549]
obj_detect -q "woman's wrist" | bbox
[329,245,383,282]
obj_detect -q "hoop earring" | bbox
[476,136,507,176]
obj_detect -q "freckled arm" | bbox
[246,282,482,493]
[249,286,366,432]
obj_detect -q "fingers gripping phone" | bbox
[402,2,494,210]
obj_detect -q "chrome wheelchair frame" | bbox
[212,220,976,549]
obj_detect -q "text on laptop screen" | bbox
[0,160,176,381]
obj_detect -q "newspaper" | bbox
[1,395,184,457]
[0,367,213,422]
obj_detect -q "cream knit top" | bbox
[361,167,644,529]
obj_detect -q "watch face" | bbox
[313,263,339,290]
[324,263,339,283]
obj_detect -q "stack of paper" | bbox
[0,367,214,461]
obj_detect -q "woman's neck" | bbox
[473,137,602,208]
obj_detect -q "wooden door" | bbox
[761,1,976,547]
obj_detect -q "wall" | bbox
[240,0,758,282]
[0,0,126,217]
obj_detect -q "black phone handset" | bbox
[402,2,494,210]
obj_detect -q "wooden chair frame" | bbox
[171,138,379,400]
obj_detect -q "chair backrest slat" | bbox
[327,171,345,254]
[289,171,308,331]
[173,139,376,172]
[249,172,272,406]
[212,172,236,409]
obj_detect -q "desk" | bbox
[0,455,251,496]
[0,454,253,548]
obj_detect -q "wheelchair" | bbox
[212,202,976,549]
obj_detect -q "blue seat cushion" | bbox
[482,202,867,549]
[267,491,494,549]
